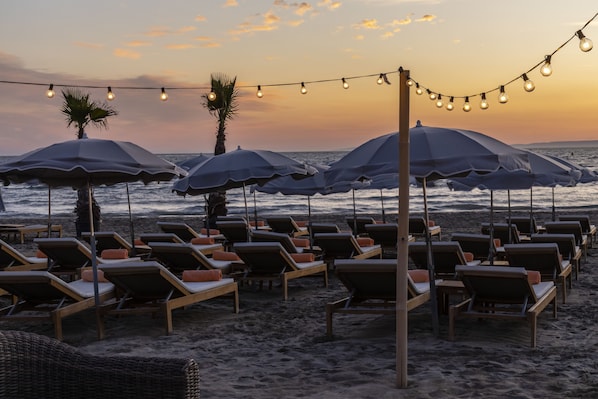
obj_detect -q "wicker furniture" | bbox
[0,330,200,398]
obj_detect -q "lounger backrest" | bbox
[0,239,29,267]
[450,233,493,260]
[0,271,84,301]
[232,242,292,274]
[335,259,397,301]
[408,241,467,276]
[250,230,298,253]
[308,223,341,234]
[148,242,209,272]
[34,238,92,270]
[481,223,520,244]
[558,215,592,232]
[266,217,300,235]
[156,222,199,241]
[138,233,184,245]
[504,243,561,279]
[455,265,537,303]
[82,231,132,254]
[544,222,584,245]
[313,233,361,258]
[365,223,398,247]
[507,217,538,235]
[345,217,376,236]
[530,234,577,260]
[215,221,250,243]
[408,217,428,235]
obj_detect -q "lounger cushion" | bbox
[81,269,110,283]
[291,238,310,248]
[100,249,129,259]
[249,221,265,227]
[182,269,222,282]
[212,250,241,261]
[527,270,541,285]
[408,269,429,283]
[290,253,315,263]
[36,250,47,258]
[200,228,221,235]
[191,237,215,245]
[356,237,375,247]
[134,239,145,246]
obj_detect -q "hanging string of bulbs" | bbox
[0,13,595,108]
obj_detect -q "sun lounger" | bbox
[148,242,234,274]
[481,222,521,245]
[307,222,342,235]
[156,221,213,242]
[98,261,239,337]
[450,232,497,261]
[215,220,251,250]
[408,241,480,279]
[557,214,596,247]
[0,238,47,270]
[544,221,589,261]
[250,230,315,254]
[364,223,414,256]
[313,233,382,266]
[81,231,151,256]
[0,270,114,340]
[0,330,200,399]
[345,216,377,237]
[506,216,539,236]
[449,265,557,348]
[0,224,62,244]
[232,242,328,300]
[504,242,572,303]
[326,259,437,337]
[531,233,582,279]
[266,216,309,237]
[408,216,442,240]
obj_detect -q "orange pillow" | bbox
[182,269,222,282]
[212,250,241,261]
[493,238,501,248]
[249,220,265,227]
[191,237,215,245]
[290,253,315,263]
[428,220,436,227]
[100,249,128,259]
[356,237,374,247]
[81,269,110,283]
[134,238,145,246]
[295,220,308,227]
[463,252,474,262]
[408,269,429,283]
[527,270,541,285]
[35,250,47,258]
[200,228,220,236]
[291,238,310,248]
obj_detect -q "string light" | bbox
[435,94,443,108]
[406,77,415,87]
[577,30,593,52]
[160,87,168,101]
[521,74,535,92]
[300,82,307,94]
[463,97,471,112]
[107,86,115,101]
[256,85,263,98]
[541,55,553,76]
[498,85,508,104]
[446,96,455,111]
[427,89,436,100]
[415,83,423,95]
[207,89,217,101]
[377,74,384,85]
[480,93,489,110]
[46,84,55,99]
[342,78,349,89]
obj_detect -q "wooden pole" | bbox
[396,68,410,388]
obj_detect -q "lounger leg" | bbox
[96,309,106,340]
[560,277,567,304]
[51,311,64,341]
[530,314,537,348]
[163,303,174,335]
[323,269,329,288]
[232,286,240,313]
[282,275,289,301]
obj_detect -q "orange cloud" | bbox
[146,26,171,37]
[113,48,142,59]
[390,16,411,26]
[264,11,281,24]
[126,40,152,47]
[195,15,207,22]
[223,0,238,7]
[165,43,195,50]
[200,42,222,48]
[295,2,312,16]
[178,26,197,33]
[194,36,213,41]
[416,14,436,22]
[354,18,381,30]
[288,19,305,27]
[318,0,342,10]
[380,31,394,39]
[73,42,104,49]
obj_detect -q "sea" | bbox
[0,146,597,221]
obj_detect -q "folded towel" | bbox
[493,238,501,248]
[463,252,474,262]
[182,269,222,282]
[527,270,541,285]
[249,220,265,227]
[200,228,221,235]
[81,268,109,283]
[356,237,375,247]
[212,250,241,261]
[35,250,47,258]
[191,236,215,245]
[428,220,436,227]
[134,238,145,246]
[290,253,315,263]
[408,269,429,283]
[291,238,310,248]
[295,220,308,227]
[101,249,129,259]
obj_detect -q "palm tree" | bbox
[61,89,118,236]
[202,74,239,227]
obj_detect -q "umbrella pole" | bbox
[507,190,512,244]
[422,177,439,336]
[203,195,211,237]
[308,196,313,249]
[552,187,556,221]
[380,189,386,223]
[488,190,495,265]
[126,183,137,256]
[253,190,259,230]
[47,187,52,236]
[352,189,357,236]
[243,183,250,241]
[87,183,100,308]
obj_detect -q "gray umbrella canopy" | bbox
[177,153,214,171]
[0,138,186,312]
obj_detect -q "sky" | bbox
[0,1,597,155]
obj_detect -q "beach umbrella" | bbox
[172,146,317,232]
[177,153,213,171]
[324,120,531,334]
[0,138,185,309]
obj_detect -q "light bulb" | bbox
[342,78,349,89]
[406,77,414,87]
[427,89,436,100]
[256,85,263,98]
[207,89,217,101]
[160,87,168,101]
[498,85,508,104]
[541,55,552,77]
[415,83,423,95]
[435,94,443,108]
[463,97,471,112]
[480,93,489,110]
[446,97,454,111]
[46,84,55,99]
[522,73,535,92]
[577,30,593,52]
[377,74,384,85]
[300,82,307,94]
[107,86,115,101]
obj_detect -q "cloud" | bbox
[165,43,195,50]
[223,0,238,7]
[145,26,171,37]
[264,11,281,24]
[416,14,436,22]
[353,19,381,30]
[390,16,412,26]
[354,34,364,40]
[74,42,104,49]
[318,0,342,10]
[113,48,142,59]
[295,2,313,16]
[194,36,213,41]
[288,19,305,27]
[195,15,207,22]
[380,31,394,39]
[200,42,222,48]
[178,26,197,33]
[126,40,152,47]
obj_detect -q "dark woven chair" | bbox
[0,330,200,399]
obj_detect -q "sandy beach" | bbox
[2,210,597,398]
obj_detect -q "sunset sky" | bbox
[1,1,597,155]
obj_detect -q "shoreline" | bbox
[1,211,597,398]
